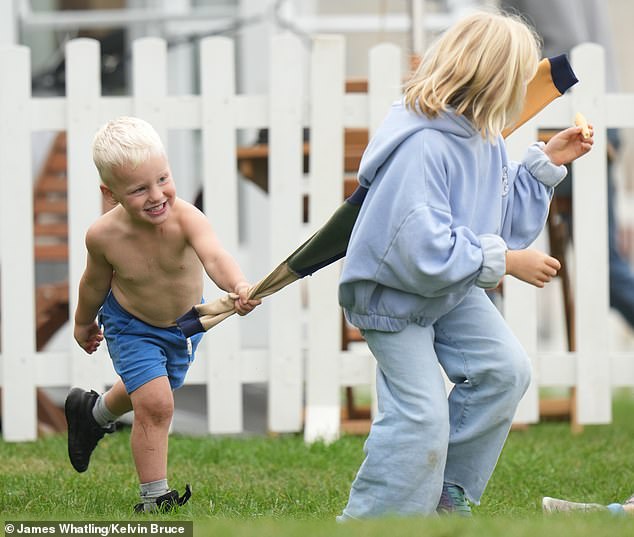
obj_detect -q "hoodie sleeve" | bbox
[500,141,567,249]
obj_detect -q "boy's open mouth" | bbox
[145,201,167,215]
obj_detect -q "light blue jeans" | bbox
[339,287,531,519]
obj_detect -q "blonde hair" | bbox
[403,10,541,141]
[92,116,165,184]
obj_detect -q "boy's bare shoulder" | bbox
[173,197,202,216]
[85,206,124,248]
[173,197,209,227]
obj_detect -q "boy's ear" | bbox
[100,184,119,205]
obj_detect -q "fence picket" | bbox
[133,37,168,141]
[66,38,109,392]
[368,43,402,134]
[504,120,540,424]
[0,45,37,440]
[304,35,346,443]
[571,43,611,424]
[363,43,402,418]
[267,34,305,433]
[200,37,243,433]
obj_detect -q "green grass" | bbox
[2,390,634,536]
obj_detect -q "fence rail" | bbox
[1,37,634,442]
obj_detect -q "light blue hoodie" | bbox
[339,101,567,332]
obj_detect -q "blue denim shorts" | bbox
[99,291,204,394]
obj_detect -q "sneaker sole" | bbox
[542,496,605,513]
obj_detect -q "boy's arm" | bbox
[74,228,113,353]
[182,204,260,315]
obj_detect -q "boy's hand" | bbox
[74,321,104,354]
[543,124,594,166]
[505,249,561,288]
[232,282,262,316]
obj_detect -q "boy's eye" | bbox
[158,176,168,184]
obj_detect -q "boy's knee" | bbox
[134,400,174,426]
[132,386,174,426]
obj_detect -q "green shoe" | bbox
[437,483,472,516]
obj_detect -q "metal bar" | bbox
[19,4,237,31]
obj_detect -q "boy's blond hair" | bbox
[92,116,165,185]
[404,10,541,141]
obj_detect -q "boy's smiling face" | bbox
[101,153,176,226]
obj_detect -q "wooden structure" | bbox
[33,133,71,435]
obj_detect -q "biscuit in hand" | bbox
[574,112,591,139]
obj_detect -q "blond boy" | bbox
[65,116,259,512]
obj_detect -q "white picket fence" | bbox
[1,37,634,443]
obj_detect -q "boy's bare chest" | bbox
[105,232,198,283]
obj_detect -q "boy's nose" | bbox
[148,185,163,201]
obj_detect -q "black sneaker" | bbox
[65,387,115,472]
[134,484,192,513]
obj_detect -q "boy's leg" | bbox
[129,376,193,513]
[103,380,133,416]
[65,379,131,473]
[129,376,174,484]
[339,323,450,519]
[433,288,531,506]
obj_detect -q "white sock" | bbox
[139,479,170,511]
[92,394,119,427]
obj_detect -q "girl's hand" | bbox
[506,249,561,288]
[543,125,594,166]
[74,321,104,354]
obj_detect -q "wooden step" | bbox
[53,133,67,152]
[45,152,67,174]
[33,132,69,257]
[34,222,68,238]
[35,243,68,262]
[35,282,70,374]
[344,128,369,146]
[346,78,368,93]
[344,146,365,172]
[37,175,67,194]
[36,281,69,310]
[34,199,67,216]
[344,176,359,198]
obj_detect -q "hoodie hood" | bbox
[358,101,476,187]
